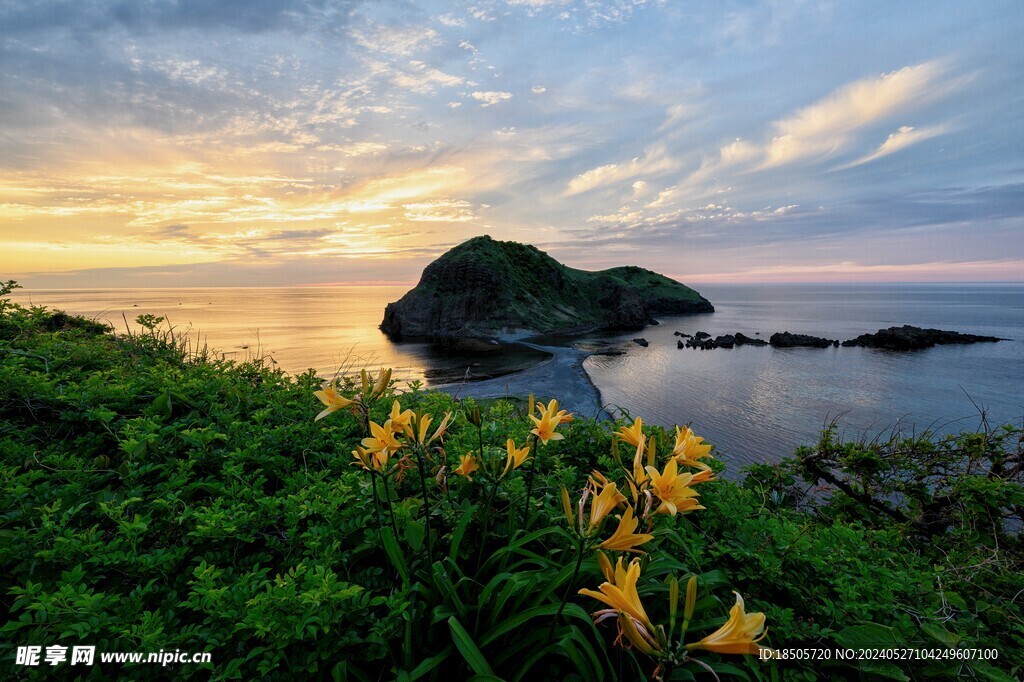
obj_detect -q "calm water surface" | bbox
[15,284,1024,470]
[583,284,1024,469]
[11,287,548,384]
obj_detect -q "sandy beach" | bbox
[434,335,612,421]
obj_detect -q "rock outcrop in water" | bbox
[842,325,1005,350]
[379,236,713,339]
[770,332,839,348]
[679,331,770,349]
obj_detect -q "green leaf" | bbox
[152,392,172,417]
[970,661,1019,682]
[405,518,425,553]
[705,662,750,680]
[448,616,495,676]
[449,504,477,560]
[833,622,900,649]
[381,527,410,585]
[481,603,590,647]
[408,646,452,681]
[943,591,968,611]
[920,621,960,647]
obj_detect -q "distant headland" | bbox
[379,235,713,340]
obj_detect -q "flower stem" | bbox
[382,474,400,538]
[370,474,384,544]
[522,436,539,528]
[474,476,501,574]
[548,530,588,641]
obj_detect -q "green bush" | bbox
[1,284,1020,681]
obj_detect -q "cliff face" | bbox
[379,236,713,339]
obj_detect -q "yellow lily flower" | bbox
[589,481,626,528]
[454,453,479,480]
[631,437,651,489]
[501,439,531,478]
[560,486,575,526]
[538,398,574,425]
[388,400,415,436]
[684,575,698,622]
[645,458,703,516]
[588,470,613,489]
[361,419,403,456]
[596,551,615,583]
[415,411,452,446]
[615,417,644,448]
[313,382,356,421]
[361,367,393,400]
[686,591,770,656]
[688,468,716,485]
[618,612,662,655]
[351,445,387,472]
[599,506,654,553]
[579,556,654,630]
[670,425,713,470]
[530,399,572,444]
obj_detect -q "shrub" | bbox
[1,284,1020,681]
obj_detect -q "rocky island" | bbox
[842,325,1006,350]
[380,235,713,340]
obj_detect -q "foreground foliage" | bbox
[1,281,1021,680]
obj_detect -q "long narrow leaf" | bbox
[448,503,477,560]
[481,602,591,647]
[407,645,452,681]
[381,526,410,585]
[433,563,468,621]
[448,616,495,676]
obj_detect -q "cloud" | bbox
[392,61,465,94]
[676,62,962,195]
[470,91,513,107]
[565,145,677,195]
[531,85,547,94]
[837,125,949,169]
[761,62,951,168]
[403,199,477,222]
[436,14,466,27]
[354,23,442,57]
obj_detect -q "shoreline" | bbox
[433,335,610,420]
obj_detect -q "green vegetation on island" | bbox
[380,236,713,340]
[1,281,1022,681]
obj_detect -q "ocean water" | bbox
[582,283,1024,468]
[12,284,1024,469]
[9,286,548,384]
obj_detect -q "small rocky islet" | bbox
[380,235,713,340]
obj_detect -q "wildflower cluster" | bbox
[314,373,772,680]
[569,417,773,678]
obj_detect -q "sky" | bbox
[2,0,1023,287]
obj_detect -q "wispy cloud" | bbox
[837,124,950,169]
[403,199,477,222]
[565,145,677,195]
[760,63,954,168]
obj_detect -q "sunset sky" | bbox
[2,0,1023,287]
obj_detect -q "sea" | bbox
[12,283,1024,470]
